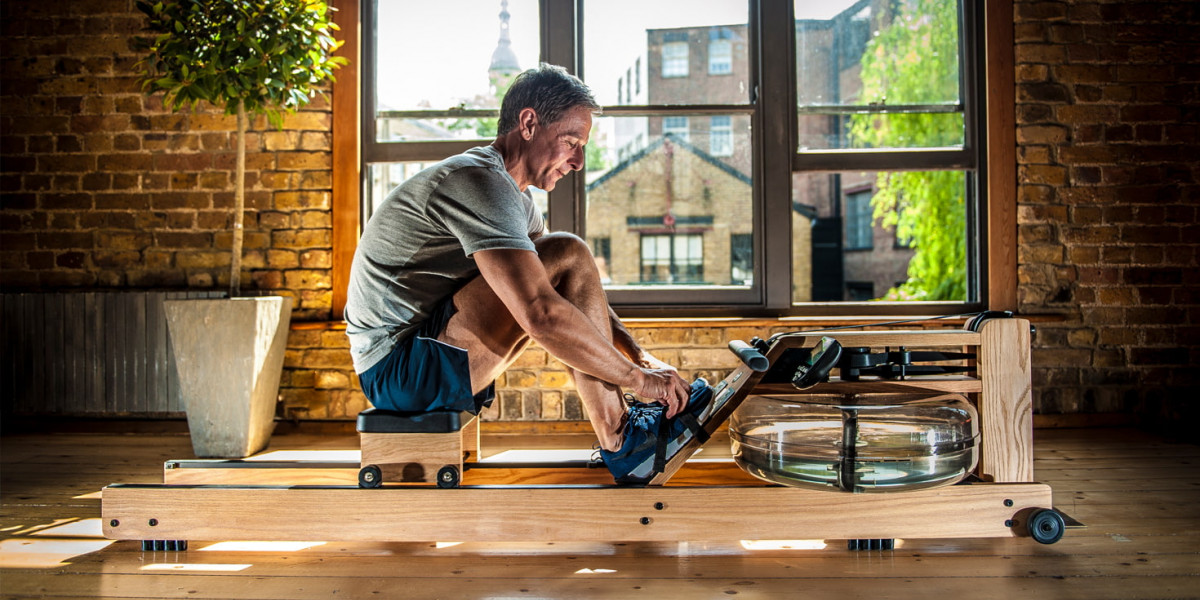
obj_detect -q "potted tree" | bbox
[135,0,346,457]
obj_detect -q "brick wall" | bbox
[1014,1,1200,432]
[0,0,334,321]
[2,1,1198,430]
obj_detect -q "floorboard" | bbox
[2,427,1198,599]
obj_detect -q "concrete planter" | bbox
[164,296,293,458]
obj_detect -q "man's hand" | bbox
[632,367,690,419]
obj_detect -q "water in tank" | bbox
[729,393,979,493]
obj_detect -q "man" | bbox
[344,64,714,484]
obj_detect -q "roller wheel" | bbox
[358,464,383,488]
[436,465,460,488]
[141,540,188,552]
[847,538,893,551]
[1028,509,1065,544]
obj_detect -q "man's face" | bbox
[523,105,592,192]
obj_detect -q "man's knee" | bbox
[535,232,601,286]
[535,232,593,267]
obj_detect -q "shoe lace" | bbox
[622,401,663,433]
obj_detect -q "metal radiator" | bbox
[1,291,224,416]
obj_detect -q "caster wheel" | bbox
[436,465,460,488]
[141,540,187,552]
[1029,509,1065,544]
[359,464,383,488]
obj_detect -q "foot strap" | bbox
[653,418,670,474]
[652,411,711,474]
[677,412,710,445]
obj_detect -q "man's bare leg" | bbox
[438,232,628,450]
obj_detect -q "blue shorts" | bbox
[357,299,495,414]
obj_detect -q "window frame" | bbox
[710,115,733,156]
[661,39,690,78]
[708,38,733,75]
[331,0,1017,320]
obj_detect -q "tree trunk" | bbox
[231,99,246,297]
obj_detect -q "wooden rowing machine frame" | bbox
[102,317,1070,546]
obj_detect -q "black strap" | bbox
[678,412,710,445]
[653,418,670,474]
[652,411,711,474]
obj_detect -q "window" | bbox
[661,33,689,78]
[359,0,541,222]
[844,189,873,250]
[345,0,1000,317]
[730,233,752,285]
[792,0,979,306]
[593,237,612,284]
[710,115,732,156]
[640,234,703,284]
[662,116,689,143]
[708,29,733,75]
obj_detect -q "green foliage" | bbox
[585,124,609,172]
[847,0,966,301]
[135,0,347,128]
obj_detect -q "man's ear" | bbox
[518,108,539,140]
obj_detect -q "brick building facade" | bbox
[1,0,1197,434]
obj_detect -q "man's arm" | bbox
[473,248,689,415]
[608,307,678,371]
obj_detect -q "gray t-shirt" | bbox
[344,145,544,373]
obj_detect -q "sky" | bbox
[374,0,862,111]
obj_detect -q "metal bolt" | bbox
[640,517,652,525]
[1004,519,1014,528]
[654,502,665,510]
[149,519,158,527]
[110,520,119,527]
[1004,499,1014,507]
[363,471,376,483]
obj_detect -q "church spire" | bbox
[489,0,521,95]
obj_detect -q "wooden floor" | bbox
[1,427,1198,599]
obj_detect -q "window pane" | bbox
[366,162,547,227]
[586,115,752,289]
[708,38,733,75]
[795,0,963,151]
[373,0,540,141]
[583,0,750,106]
[793,170,968,303]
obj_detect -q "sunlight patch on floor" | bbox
[142,563,253,572]
[30,518,104,538]
[740,539,828,550]
[198,541,326,552]
[0,538,114,568]
[247,450,360,461]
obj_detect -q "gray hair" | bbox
[497,63,600,136]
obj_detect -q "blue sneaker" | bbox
[599,378,715,484]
